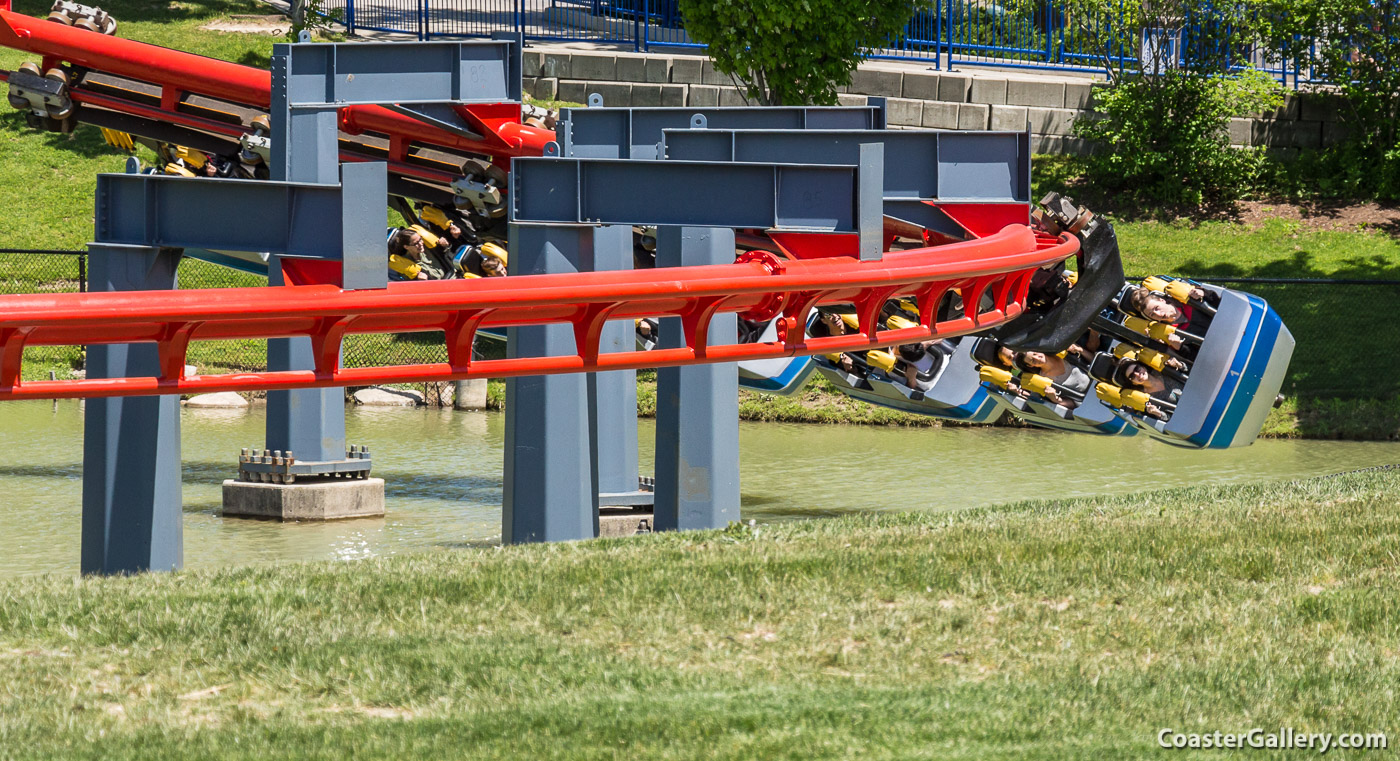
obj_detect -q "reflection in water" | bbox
[0,400,1395,577]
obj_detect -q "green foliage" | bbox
[287,0,344,42]
[1260,0,1400,199]
[1031,0,1282,204]
[1075,68,1283,205]
[677,0,916,105]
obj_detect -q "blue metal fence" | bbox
[332,0,1315,84]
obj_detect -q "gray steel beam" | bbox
[661,128,1031,203]
[279,40,520,107]
[264,256,347,463]
[652,227,740,532]
[556,104,885,160]
[503,225,598,543]
[336,162,391,290]
[512,157,874,234]
[94,169,387,261]
[81,243,183,575]
[270,45,354,464]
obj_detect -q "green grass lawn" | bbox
[2,469,1399,759]
[0,0,284,253]
[1117,217,1400,280]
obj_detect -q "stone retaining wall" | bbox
[522,48,1346,158]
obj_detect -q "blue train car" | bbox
[735,317,818,395]
[810,338,1005,423]
[987,389,1140,436]
[1101,284,1294,449]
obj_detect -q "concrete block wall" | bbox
[523,49,1347,156]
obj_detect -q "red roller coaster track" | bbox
[0,5,556,162]
[0,228,1077,400]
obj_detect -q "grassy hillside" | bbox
[2,469,1399,759]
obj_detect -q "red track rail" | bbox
[0,227,1077,400]
[0,7,555,160]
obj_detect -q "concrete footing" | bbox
[599,506,654,538]
[222,478,386,521]
[454,378,489,410]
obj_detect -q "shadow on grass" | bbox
[1234,281,1398,401]
[235,49,273,69]
[12,0,264,24]
[1030,156,1253,225]
[1288,398,1400,440]
[1170,249,1400,281]
[0,112,128,160]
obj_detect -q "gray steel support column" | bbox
[264,290,347,461]
[265,49,345,463]
[590,224,644,504]
[81,244,183,574]
[652,227,740,532]
[503,225,597,543]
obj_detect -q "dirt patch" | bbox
[1089,194,1400,236]
[1045,172,1400,235]
[1232,200,1400,235]
[200,15,289,36]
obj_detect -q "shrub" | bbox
[677,0,917,106]
[1074,68,1283,205]
[1261,0,1400,200]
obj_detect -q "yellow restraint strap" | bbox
[479,242,508,265]
[885,314,917,331]
[419,205,451,230]
[389,254,421,280]
[1021,373,1054,396]
[1141,275,1169,293]
[99,128,134,151]
[1164,280,1195,303]
[1123,315,1176,342]
[979,366,1014,389]
[867,350,896,373]
[1119,388,1152,412]
[1095,382,1123,406]
[408,225,440,249]
[171,145,206,169]
[1136,348,1168,371]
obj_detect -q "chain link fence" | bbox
[1,251,1393,399]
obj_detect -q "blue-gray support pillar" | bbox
[503,225,598,542]
[81,244,183,574]
[652,227,741,532]
[507,153,881,539]
[266,45,347,463]
[261,38,521,462]
[590,224,648,506]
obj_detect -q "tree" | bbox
[677,0,918,106]
[1017,0,1282,204]
[286,0,343,42]
[1260,0,1400,197]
